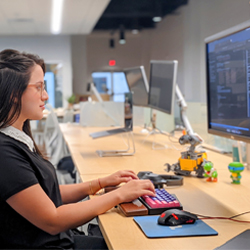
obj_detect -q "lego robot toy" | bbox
[165,133,208,177]
[165,85,210,178]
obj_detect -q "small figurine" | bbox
[228,162,244,184]
[203,161,218,182]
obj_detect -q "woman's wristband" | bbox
[89,179,103,195]
[98,178,102,189]
[89,181,94,195]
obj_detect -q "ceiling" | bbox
[0,0,110,35]
[0,0,188,36]
[94,0,188,32]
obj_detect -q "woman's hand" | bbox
[99,170,139,188]
[114,179,155,203]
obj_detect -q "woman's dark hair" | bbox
[0,49,46,156]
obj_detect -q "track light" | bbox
[132,18,139,34]
[153,1,162,23]
[119,25,126,44]
[109,38,115,48]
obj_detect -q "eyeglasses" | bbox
[27,82,46,97]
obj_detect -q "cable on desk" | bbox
[229,211,250,219]
[193,211,250,223]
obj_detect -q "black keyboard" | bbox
[139,188,183,215]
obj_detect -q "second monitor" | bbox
[123,66,149,107]
[148,60,178,115]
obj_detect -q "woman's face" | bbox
[20,64,49,121]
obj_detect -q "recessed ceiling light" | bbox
[132,29,139,34]
[152,16,162,22]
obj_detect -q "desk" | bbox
[60,124,250,250]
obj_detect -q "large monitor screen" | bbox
[205,21,250,142]
[148,60,178,115]
[123,66,149,107]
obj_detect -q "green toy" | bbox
[203,161,218,182]
[228,162,244,184]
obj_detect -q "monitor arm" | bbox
[175,84,194,136]
[89,82,103,103]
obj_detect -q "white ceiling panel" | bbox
[29,0,52,35]
[62,0,94,34]
[0,0,110,35]
[78,0,111,34]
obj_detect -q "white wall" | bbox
[149,11,185,99]
[71,35,88,95]
[86,31,152,80]
[0,35,72,107]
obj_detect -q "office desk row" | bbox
[60,124,250,250]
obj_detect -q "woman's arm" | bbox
[7,179,154,235]
[60,170,140,204]
[59,182,91,204]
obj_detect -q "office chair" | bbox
[30,112,55,152]
[44,104,76,184]
[30,120,44,146]
[63,109,74,123]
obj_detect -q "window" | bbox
[45,63,63,108]
[92,72,129,102]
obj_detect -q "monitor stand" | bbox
[144,84,193,150]
[140,123,150,134]
[142,109,170,150]
[96,131,135,157]
[148,113,168,135]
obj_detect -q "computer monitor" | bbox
[148,60,178,115]
[123,66,149,107]
[89,92,133,139]
[205,20,250,143]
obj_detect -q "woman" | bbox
[0,49,155,249]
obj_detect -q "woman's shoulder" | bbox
[0,132,29,155]
[0,131,19,145]
[0,132,15,145]
[0,127,34,150]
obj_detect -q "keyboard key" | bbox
[139,188,182,214]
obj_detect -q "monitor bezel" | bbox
[123,65,149,107]
[205,20,250,143]
[147,60,178,115]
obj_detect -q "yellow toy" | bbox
[166,134,208,178]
